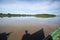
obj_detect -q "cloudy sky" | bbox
[0,0,60,15]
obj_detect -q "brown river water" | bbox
[0,16,60,40]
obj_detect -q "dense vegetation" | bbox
[0,13,56,18]
[34,14,56,18]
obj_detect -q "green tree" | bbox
[0,13,3,15]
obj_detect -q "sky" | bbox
[0,0,60,15]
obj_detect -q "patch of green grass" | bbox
[34,14,56,18]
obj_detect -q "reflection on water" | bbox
[0,16,60,40]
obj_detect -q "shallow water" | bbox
[0,16,60,40]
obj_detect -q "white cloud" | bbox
[0,1,60,14]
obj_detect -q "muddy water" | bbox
[0,16,60,40]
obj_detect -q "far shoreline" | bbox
[0,13,56,18]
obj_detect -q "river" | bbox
[0,16,60,40]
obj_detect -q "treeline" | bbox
[0,13,33,17]
[0,13,20,17]
[0,13,56,18]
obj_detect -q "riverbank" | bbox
[0,13,56,18]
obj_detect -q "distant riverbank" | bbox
[34,14,56,18]
[0,13,56,18]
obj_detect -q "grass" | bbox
[34,14,56,18]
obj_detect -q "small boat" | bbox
[43,27,60,40]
